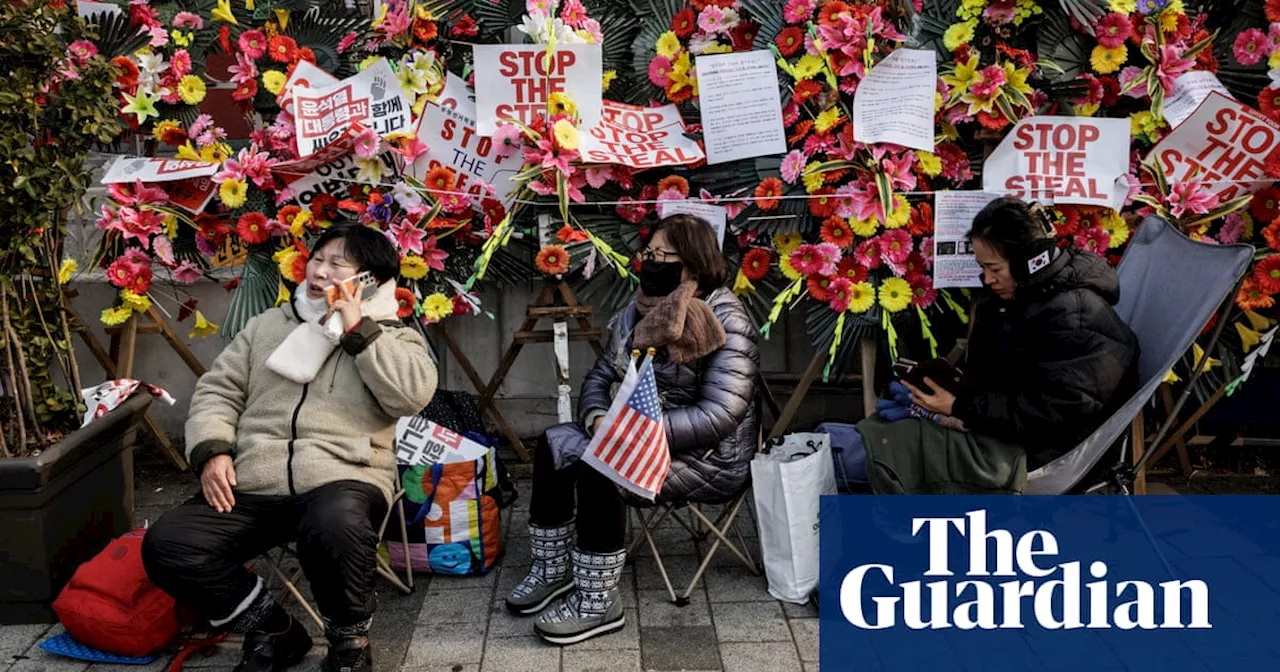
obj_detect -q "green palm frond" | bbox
[738,0,785,48]
[805,303,879,379]
[220,247,280,339]
[285,14,374,78]
[1036,8,1090,82]
[85,10,150,59]
[463,0,521,39]
[908,0,961,56]
[1057,0,1107,30]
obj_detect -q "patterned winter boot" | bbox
[533,548,626,645]
[505,521,575,615]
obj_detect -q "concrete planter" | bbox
[0,393,151,624]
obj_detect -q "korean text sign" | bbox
[293,58,412,156]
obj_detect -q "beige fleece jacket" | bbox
[185,301,437,504]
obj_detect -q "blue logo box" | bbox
[819,496,1280,671]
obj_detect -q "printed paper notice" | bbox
[853,48,937,152]
[696,51,786,165]
[1163,71,1231,129]
[278,60,339,118]
[579,101,704,168]
[293,58,412,157]
[983,116,1129,210]
[933,191,1000,288]
[472,44,603,136]
[410,74,520,205]
[657,201,727,248]
[1147,92,1280,203]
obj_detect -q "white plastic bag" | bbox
[750,432,836,604]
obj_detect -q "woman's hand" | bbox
[903,377,956,417]
[201,454,237,513]
[326,279,363,331]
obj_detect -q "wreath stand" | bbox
[64,288,200,470]
[766,338,878,440]
[434,280,604,462]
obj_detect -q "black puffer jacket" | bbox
[578,287,760,503]
[952,247,1140,468]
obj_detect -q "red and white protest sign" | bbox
[394,415,490,466]
[983,116,1130,210]
[273,124,400,206]
[409,74,520,205]
[579,101,704,168]
[293,58,412,157]
[80,379,175,428]
[1147,92,1280,202]
[472,44,602,136]
[101,157,220,213]
[278,60,339,118]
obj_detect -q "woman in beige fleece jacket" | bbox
[142,225,436,672]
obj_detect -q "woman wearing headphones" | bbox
[852,196,1140,494]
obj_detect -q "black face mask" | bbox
[639,260,685,297]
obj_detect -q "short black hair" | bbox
[647,214,728,293]
[967,196,1051,260]
[311,224,400,283]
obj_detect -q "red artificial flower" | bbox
[1095,13,1132,49]
[731,21,758,51]
[1268,0,1280,23]
[775,27,804,57]
[807,275,834,302]
[481,198,506,225]
[395,287,416,318]
[425,166,456,192]
[267,36,298,64]
[237,212,270,245]
[1258,87,1280,124]
[277,205,302,229]
[754,177,783,210]
[1251,187,1280,223]
[657,175,689,197]
[977,110,1010,131]
[671,8,696,38]
[1098,76,1121,107]
[741,248,771,281]
[111,56,139,91]
[808,188,836,218]
[907,202,934,237]
[1255,256,1280,294]
[450,14,479,37]
[232,78,258,102]
[451,294,471,316]
[792,79,823,104]
[1194,30,1218,73]
[1264,220,1280,252]
[296,47,317,66]
[818,1,850,27]
[1056,206,1083,237]
[415,18,439,43]
[158,124,187,147]
[789,119,815,146]
[835,257,868,284]
[557,224,589,243]
[219,25,231,54]
[106,258,153,294]
[535,245,570,276]
[1237,277,1276,311]
[820,216,853,249]
[904,252,928,279]
[310,193,339,221]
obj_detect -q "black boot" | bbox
[232,615,312,672]
[322,636,372,672]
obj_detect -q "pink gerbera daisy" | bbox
[789,244,827,276]
[1234,28,1268,66]
[1074,227,1112,254]
[1095,13,1132,49]
[855,237,883,270]
[880,229,913,265]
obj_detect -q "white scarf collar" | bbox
[265,279,401,384]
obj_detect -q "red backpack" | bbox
[52,529,180,657]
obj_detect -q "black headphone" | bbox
[1006,202,1058,282]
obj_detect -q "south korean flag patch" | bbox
[1027,250,1051,275]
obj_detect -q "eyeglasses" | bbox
[639,248,679,263]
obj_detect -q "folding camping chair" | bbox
[260,484,416,628]
[1022,215,1255,495]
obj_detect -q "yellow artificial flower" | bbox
[290,209,312,237]
[732,269,756,296]
[1003,61,1034,97]
[163,214,178,238]
[359,55,381,71]
[412,94,429,118]
[1109,0,1136,12]
[848,281,876,314]
[262,70,287,96]
[1269,49,1280,70]
[878,277,912,313]
[942,53,980,96]
[793,54,824,80]
[1159,8,1181,33]
[1244,310,1277,331]
[274,8,289,29]
[219,179,248,209]
[884,196,911,229]
[1090,45,1126,75]
[178,75,207,105]
[119,289,151,313]
[400,254,429,279]
[701,44,733,55]
[1101,212,1130,248]
[189,311,219,339]
[201,142,232,163]
[602,69,617,92]
[814,107,842,133]
[273,245,299,282]
[211,0,238,24]
[100,305,132,326]
[1237,322,1263,352]
[774,231,802,254]
[656,31,681,59]
[958,0,984,20]
[553,118,580,150]
[1074,103,1100,117]
[176,142,202,161]
[58,259,77,285]
[1164,343,1222,384]
[548,92,577,118]
[667,51,697,98]
[942,20,976,52]
[275,281,290,307]
[121,89,159,124]
[916,151,942,177]
[421,293,453,321]
[802,171,826,194]
[850,216,878,237]
[1242,211,1256,239]
[779,253,802,281]
[152,120,181,144]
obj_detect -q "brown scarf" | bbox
[633,281,727,365]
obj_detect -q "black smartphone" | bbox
[893,357,969,395]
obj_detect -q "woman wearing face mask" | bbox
[842,196,1140,495]
[505,214,760,645]
[143,225,437,672]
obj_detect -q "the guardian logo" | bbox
[840,510,1211,631]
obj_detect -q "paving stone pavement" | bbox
[2,471,818,672]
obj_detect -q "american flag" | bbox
[582,357,671,500]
